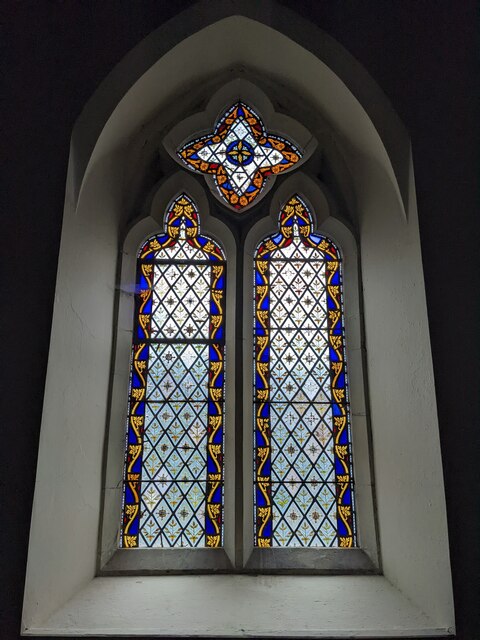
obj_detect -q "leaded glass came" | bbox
[120,194,225,548]
[254,195,356,548]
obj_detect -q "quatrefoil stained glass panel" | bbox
[254,195,356,548]
[178,102,302,210]
[120,194,225,548]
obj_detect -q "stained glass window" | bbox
[254,195,356,548]
[120,194,226,548]
[178,102,302,210]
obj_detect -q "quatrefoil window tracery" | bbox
[177,102,303,211]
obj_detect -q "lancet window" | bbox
[120,194,226,548]
[253,195,356,548]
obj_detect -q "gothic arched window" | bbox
[119,103,359,560]
[22,12,454,637]
[121,194,226,549]
[254,195,355,548]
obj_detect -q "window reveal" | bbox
[121,194,225,548]
[254,195,356,548]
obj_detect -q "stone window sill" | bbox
[22,574,453,637]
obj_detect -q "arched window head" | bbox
[177,102,302,210]
[121,194,226,549]
[254,195,356,548]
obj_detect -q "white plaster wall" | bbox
[22,156,123,628]
[357,156,453,626]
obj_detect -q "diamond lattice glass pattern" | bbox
[120,194,226,549]
[178,102,302,210]
[151,265,211,340]
[254,195,356,548]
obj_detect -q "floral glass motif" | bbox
[254,195,356,548]
[178,102,302,210]
[121,194,226,548]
